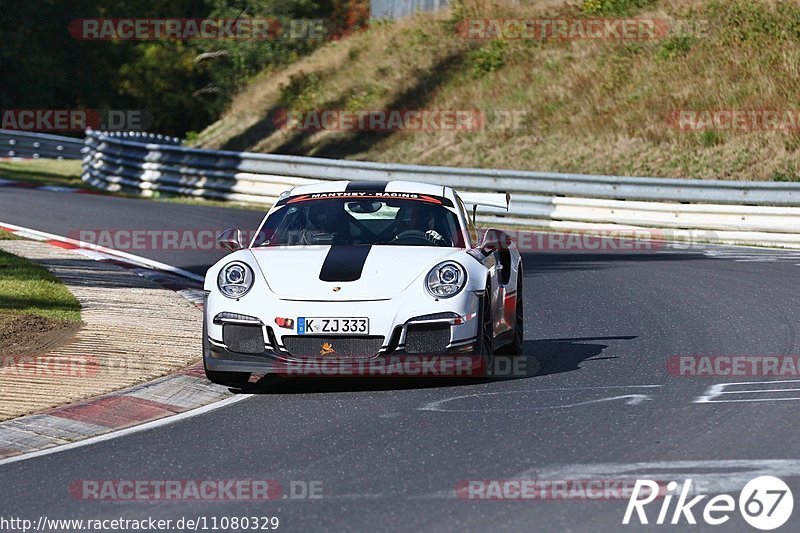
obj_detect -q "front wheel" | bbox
[499,270,524,356]
[476,287,495,377]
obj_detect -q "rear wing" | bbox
[458,192,511,211]
[458,192,510,226]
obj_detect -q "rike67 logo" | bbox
[624,476,793,530]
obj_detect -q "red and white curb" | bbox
[0,221,251,466]
[0,365,247,464]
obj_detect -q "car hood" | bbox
[249,245,462,301]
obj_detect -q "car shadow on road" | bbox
[517,335,634,379]
[235,335,635,394]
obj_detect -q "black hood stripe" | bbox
[318,181,383,282]
[319,245,372,282]
[345,181,387,192]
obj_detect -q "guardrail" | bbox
[78,130,800,248]
[0,130,85,159]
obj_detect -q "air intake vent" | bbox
[405,323,450,354]
[283,336,384,359]
[223,324,265,354]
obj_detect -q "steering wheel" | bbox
[390,230,432,245]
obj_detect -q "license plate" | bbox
[298,317,369,335]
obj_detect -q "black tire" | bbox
[203,316,251,388]
[476,285,495,377]
[499,270,524,356]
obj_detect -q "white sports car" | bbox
[203,180,523,386]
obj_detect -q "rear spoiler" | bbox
[459,192,510,225]
[458,192,510,211]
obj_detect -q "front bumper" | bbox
[204,337,482,376]
[204,290,482,376]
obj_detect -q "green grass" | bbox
[144,192,267,211]
[0,159,83,188]
[0,230,22,241]
[0,237,81,322]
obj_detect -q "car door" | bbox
[456,194,505,336]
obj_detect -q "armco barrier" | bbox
[0,130,85,159]
[57,130,800,248]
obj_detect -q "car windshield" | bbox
[254,197,463,247]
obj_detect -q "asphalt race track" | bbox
[2,187,800,532]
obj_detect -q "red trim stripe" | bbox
[46,239,80,250]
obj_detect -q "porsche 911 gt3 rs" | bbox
[203,180,523,386]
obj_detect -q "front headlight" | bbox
[217,261,254,299]
[426,261,466,298]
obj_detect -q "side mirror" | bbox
[479,229,511,256]
[481,241,498,256]
[217,229,246,252]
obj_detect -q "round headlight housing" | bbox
[426,261,466,298]
[217,261,254,299]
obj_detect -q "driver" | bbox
[396,204,446,245]
[309,203,351,241]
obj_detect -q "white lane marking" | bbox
[703,249,800,263]
[701,398,800,403]
[707,251,800,256]
[716,388,800,394]
[317,459,800,501]
[514,460,800,495]
[0,220,203,282]
[694,380,800,404]
[419,385,661,412]
[420,459,800,500]
[0,394,252,468]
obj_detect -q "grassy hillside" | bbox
[195,0,800,181]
